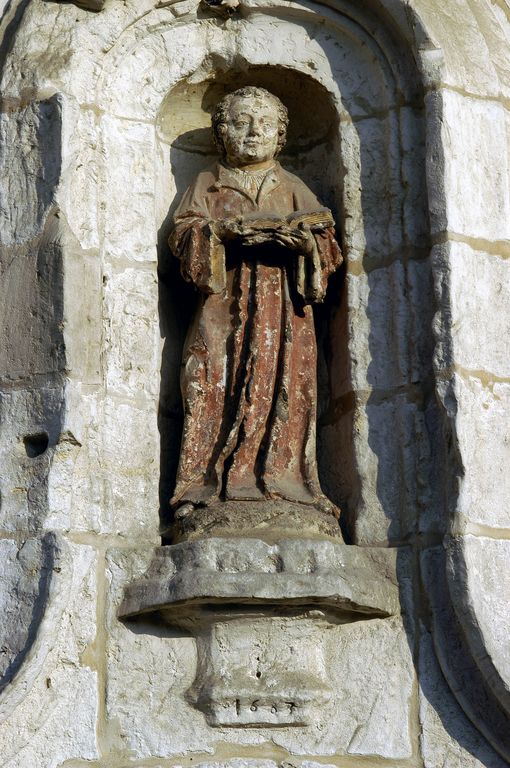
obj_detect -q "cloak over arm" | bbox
[168,176,226,295]
[290,181,343,303]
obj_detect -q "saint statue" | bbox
[167,86,343,541]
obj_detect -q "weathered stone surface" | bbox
[0,98,61,247]
[330,393,432,546]
[44,389,160,536]
[190,616,332,728]
[0,542,98,767]
[0,534,63,696]
[271,616,414,758]
[105,547,205,758]
[120,538,399,623]
[421,545,510,762]
[177,763,278,768]
[170,500,342,543]
[170,761,337,768]
[1,0,509,766]
[100,397,160,538]
[0,387,64,532]
[102,267,161,398]
[339,259,434,397]
[439,91,510,242]
[447,536,510,712]
[419,626,508,768]
[0,214,65,382]
[454,374,510,530]
[102,117,158,263]
[60,105,101,251]
[442,242,510,379]
[109,544,412,759]
[415,2,500,93]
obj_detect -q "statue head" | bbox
[212,86,289,166]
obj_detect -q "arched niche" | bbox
[96,6,431,544]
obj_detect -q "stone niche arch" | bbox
[95,3,430,545]
[1,0,510,764]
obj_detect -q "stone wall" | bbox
[0,0,509,766]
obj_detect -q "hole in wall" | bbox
[23,432,49,458]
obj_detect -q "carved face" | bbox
[220,94,280,166]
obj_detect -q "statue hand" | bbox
[273,224,315,255]
[212,217,244,240]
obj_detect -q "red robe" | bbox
[170,162,342,510]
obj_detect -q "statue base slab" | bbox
[166,499,342,543]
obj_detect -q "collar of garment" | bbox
[212,161,282,201]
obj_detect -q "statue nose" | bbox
[249,121,264,136]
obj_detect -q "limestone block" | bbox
[439,90,510,242]
[234,15,393,118]
[0,213,66,382]
[338,115,405,266]
[190,616,332,728]
[0,97,61,246]
[0,535,61,694]
[105,547,204,758]
[103,267,161,398]
[356,115,404,261]
[63,244,102,385]
[421,544,510,761]
[449,536,510,704]
[454,374,510,530]
[179,763,278,768]
[100,396,160,538]
[102,117,158,263]
[120,539,400,733]
[419,626,507,768]
[412,0,504,97]
[444,241,510,379]
[337,259,434,397]
[120,539,400,623]
[269,616,414,758]
[348,394,431,546]
[45,387,102,533]
[0,541,98,767]
[46,390,160,536]
[60,106,101,251]
[0,386,64,532]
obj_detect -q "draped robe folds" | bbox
[169,162,342,514]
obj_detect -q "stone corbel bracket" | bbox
[119,538,399,727]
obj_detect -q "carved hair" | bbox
[211,86,289,157]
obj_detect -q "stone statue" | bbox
[167,86,343,541]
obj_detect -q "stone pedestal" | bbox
[119,538,399,727]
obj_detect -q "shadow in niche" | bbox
[351,55,505,767]
[121,618,192,641]
[156,68,346,539]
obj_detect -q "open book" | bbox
[211,207,335,239]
